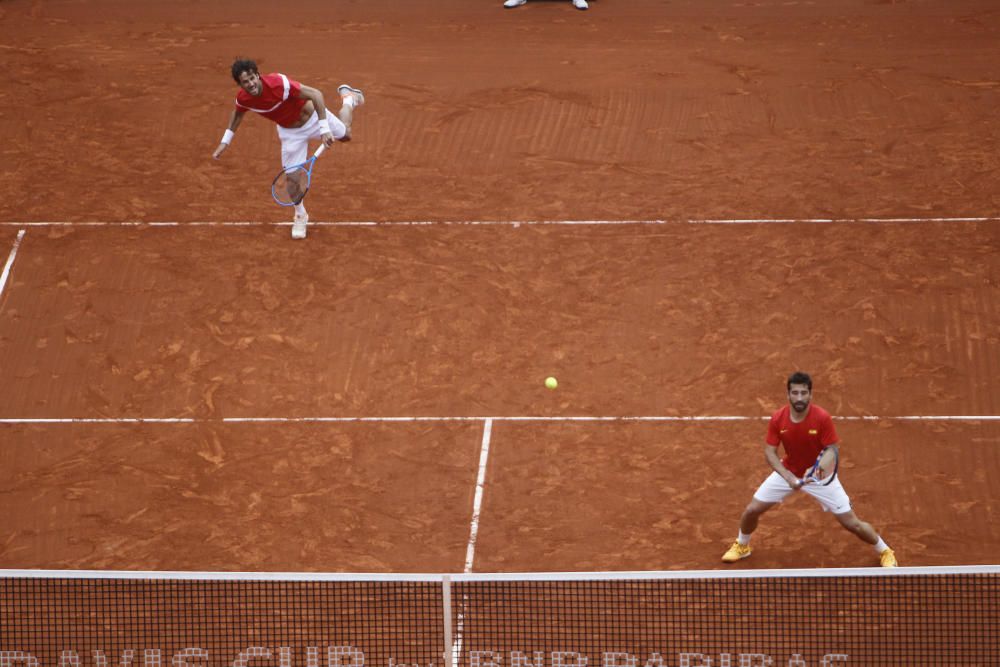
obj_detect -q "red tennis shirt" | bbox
[766,404,839,477]
[234,73,306,128]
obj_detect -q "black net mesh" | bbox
[0,577,442,667]
[452,573,1000,666]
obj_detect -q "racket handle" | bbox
[315,144,328,158]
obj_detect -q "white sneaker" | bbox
[504,0,526,6]
[337,84,365,108]
[572,0,588,8]
[292,210,308,240]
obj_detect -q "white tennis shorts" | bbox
[276,110,347,168]
[753,471,852,514]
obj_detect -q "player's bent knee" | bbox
[744,500,772,518]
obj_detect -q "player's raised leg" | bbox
[336,85,365,140]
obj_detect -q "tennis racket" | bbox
[801,445,839,487]
[271,144,327,207]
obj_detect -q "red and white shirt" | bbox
[765,404,839,477]
[235,73,307,128]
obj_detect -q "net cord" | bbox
[3,565,998,582]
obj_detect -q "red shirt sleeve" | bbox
[819,411,839,447]
[765,411,782,446]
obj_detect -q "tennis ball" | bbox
[545,376,558,390]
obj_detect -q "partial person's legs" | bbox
[277,128,311,238]
[833,511,897,566]
[335,85,365,140]
[807,480,896,566]
[739,498,777,536]
[291,204,309,239]
[279,133,309,170]
[723,471,793,562]
[833,510,877,544]
[322,110,348,141]
[722,498,777,562]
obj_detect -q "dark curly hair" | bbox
[231,58,259,83]
[787,371,813,391]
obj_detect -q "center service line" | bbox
[0,229,26,302]
[464,418,493,574]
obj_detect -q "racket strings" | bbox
[807,448,838,485]
[272,166,310,205]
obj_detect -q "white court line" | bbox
[0,229,26,301]
[451,419,494,666]
[464,418,493,573]
[1,415,998,424]
[0,217,998,227]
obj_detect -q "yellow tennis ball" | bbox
[545,376,558,390]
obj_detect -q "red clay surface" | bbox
[1,422,481,571]
[1,0,998,223]
[0,0,999,574]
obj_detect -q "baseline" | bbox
[0,216,998,227]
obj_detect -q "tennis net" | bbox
[2,567,998,667]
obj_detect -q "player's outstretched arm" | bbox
[213,109,246,159]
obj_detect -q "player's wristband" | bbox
[317,119,331,135]
[221,129,235,145]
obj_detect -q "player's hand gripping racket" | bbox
[800,445,839,487]
[271,144,327,207]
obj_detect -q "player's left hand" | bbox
[321,132,334,147]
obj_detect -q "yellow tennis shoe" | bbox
[879,548,898,568]
[721,542,752,563]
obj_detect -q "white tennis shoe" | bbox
[292,210,308,240]
[572,0,588,8]
[504,0,526,7]
[337,84,365,107]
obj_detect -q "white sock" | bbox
[737,531,751,546]
[294,203,307,217]
[341,94,356,109]
[874,537,889,553]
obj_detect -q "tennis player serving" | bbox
[722,371,898,567]
[212,58,365,239]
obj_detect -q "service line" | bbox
[1,415,998,424]
[0,217,998,227]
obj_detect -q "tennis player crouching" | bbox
[722,371,898,567]
[212,58,364,240]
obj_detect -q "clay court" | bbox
[1,0,999,577]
